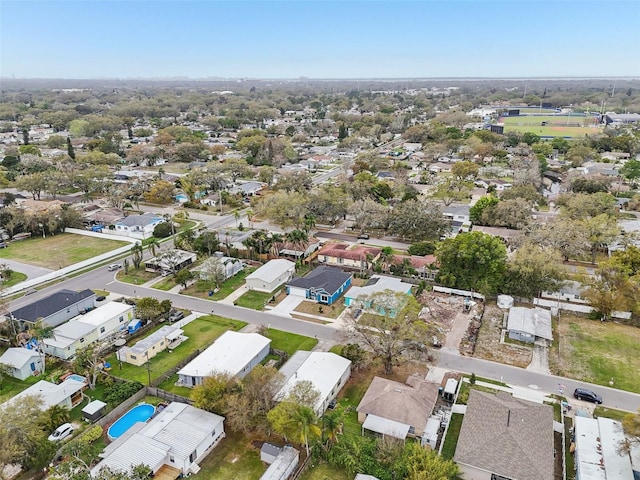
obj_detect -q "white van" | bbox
[107,264,122,271]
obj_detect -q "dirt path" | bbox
[445,311,472,351]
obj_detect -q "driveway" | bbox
[267,294,304,318]
[0,258,54,280]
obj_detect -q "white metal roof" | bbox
[574,416,607,480]
[346,275,412,299]
[444,378,458,394]
[92,402,224,477]
[246,259,295,283]
[82,399,107,416]
[4,378,85,410]
[45,321,95,348]
[75,302,133,327]
[507,307,553,340]
[362,413,410,440]
[599,417,634,479]
[177,331,270,378]
[0,347,39,368]
[122,325,182,355]
[276,351,351,413]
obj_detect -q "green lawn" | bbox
[106,316,246,384]
[0,234,128,269]
[0,270,28,287]
[551,316,640,393]
[441,413,464,460]
[116,267,158,285]
[263,328,318,355]
[192,431,264,479]
[0,374,43,404]
[182,268,255,301]
[152,276,178,291]
[594,406,630,421]
[235,290,272,310]
[156,373,194,396]
[300,462,350,480]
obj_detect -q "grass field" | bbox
[0,234,128,269]
[0,270,27,287]
[550,315,640,393]
[235,290,272,310]
[116,267,158,285]
[441,413,464,460]
[192,431,265,479]
[106,315,246,384]
[182,268,255,301]
[500,114,603,137]
[262,328,318,355]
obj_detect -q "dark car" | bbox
[573,388,602,404]
[95,295,107,302]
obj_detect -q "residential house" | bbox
[72,302,135,341]
[344,275,413,310]
[275,351,351,415]
[286,266,352,305]
[113,213,163,239]
[385,254,438,280]
[245,259,296,293]
[4,378,86,410]
[428,162,453,173]
[177,331,271,387]
[193,253,244,282]
[454,390,554,480]
[44,321,98,360]
[91,402,225,478]
[318,243,382,269]
[145,249,198,274]
[574,416,634,480]
[228,181,266,197]
[10,288,96,330]
[0,347,43,380]
[357,375,440,440]
[279,236,321,260]
[541,280,588,304]
[507,307,553,344]
[117,325,184,366]
[492,179,513,191]
[471,225,522,244]
[403,142,422,152]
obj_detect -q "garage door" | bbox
[288,286,308,298]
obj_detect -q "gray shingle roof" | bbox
[10,289,95,322]
[287,266,351,295]
[454,390,554,480]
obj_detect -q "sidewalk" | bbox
[217,285,249,305]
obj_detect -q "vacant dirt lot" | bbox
[473,302,532,368]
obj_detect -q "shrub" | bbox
[407,241,436,256]
[153,222,173,238]
[104,381,143,405]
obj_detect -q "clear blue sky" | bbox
[1,1,639,79]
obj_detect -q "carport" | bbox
[362,414,410,440]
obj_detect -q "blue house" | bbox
[286,266,352,305]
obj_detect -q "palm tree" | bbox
[322,409,343,446]
[285,229,308,259]
[234,210,241,227]
[303,214,316,233]
[268,233,284,257]
[291,405,321,456]
[147,238,159,258]
[41,404,70,432]
[31,319,54,375]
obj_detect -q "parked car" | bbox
[0,242,7,248]
[95,295,107,302]
[107,264,122,271]
[357,233,370,240]
[168,310,184,323]
[48,423,74,442]
[573,388,602,404]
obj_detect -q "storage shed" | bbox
[82,399,107,422]
[443,378,458,402]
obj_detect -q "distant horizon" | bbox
[2,1,639,79]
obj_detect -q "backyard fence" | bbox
[146,386,193,405]
[149,348,202,388]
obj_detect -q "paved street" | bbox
[10,264,640,414]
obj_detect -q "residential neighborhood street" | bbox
[9,266,640,414]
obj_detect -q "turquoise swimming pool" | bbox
[107,403,155,440]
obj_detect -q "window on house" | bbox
[119,316,124,323]
[131,355,137,360]
[100,326,105,333]
[80,337,85,343]
[408,426,415,435]
[169,455,175,463]
[189,451,197,463]
[338,258,343,264]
